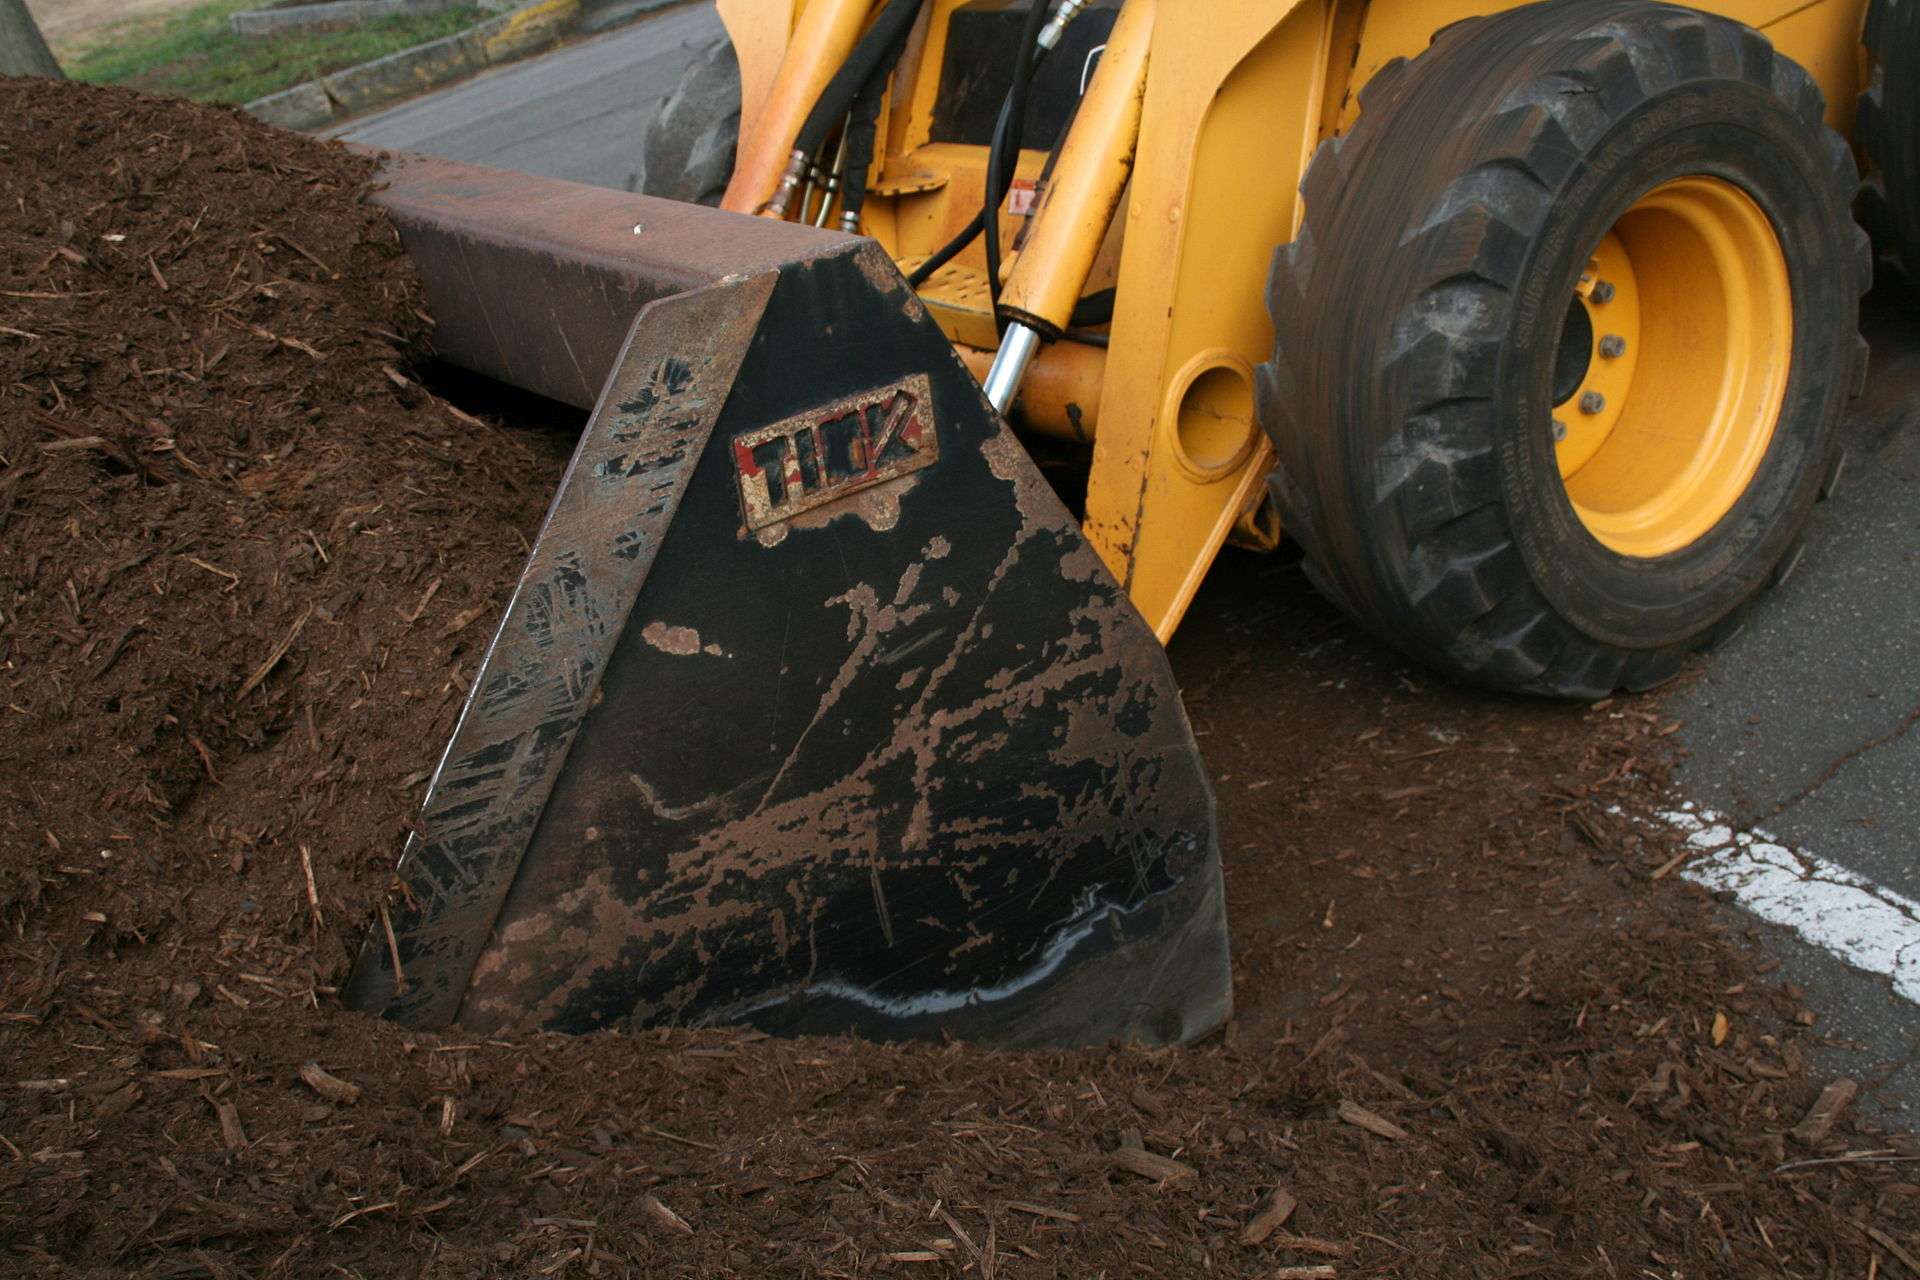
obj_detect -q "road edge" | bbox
[243,0,657,131]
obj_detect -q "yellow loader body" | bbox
[717,0,1869,637]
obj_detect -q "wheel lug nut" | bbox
[1579,391,1606,415]
[1591,280,1616,305]
[1551,419,1568,442]
[1599,334,1627,358]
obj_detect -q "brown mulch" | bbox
[2,77,1917,1277]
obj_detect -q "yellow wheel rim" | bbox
[1552,176,1793,558]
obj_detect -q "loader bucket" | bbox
[341,156,1230,1048]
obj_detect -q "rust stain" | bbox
[855,240,928,323]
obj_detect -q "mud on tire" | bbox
[1257,1,1868,699]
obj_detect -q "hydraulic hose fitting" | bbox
[760,149,812,219]
[1038,0,1088,50]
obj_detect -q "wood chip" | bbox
[1648,840,1702,880]
[400,577,440,625]
[1005,1201,1081,1223]
[208,1094,248,1150]
[1271,1267,1337,1279]
[886,1252,944,1263]
[1242,1186,1298,1245]
[639,1122,718,1151]
[1711,1011,1729,1046]
[94,1083,143,1121]
[1111,1145,1196,1184]
[273,233,338,279]
[641,1194,693,1234]
[1337,1099,1410,1141]
[183,556,240,590]
[1792,1079,1858,1146]
[298,1063,360,1105]
[378,898,408,996]
[245,322,325,360]
[329,1200,397,1230]
[300,845,323,928]
[1864,1223,1920,1275]
[235,604,311,701]
[438,603,491,641]
[1267,1233,1349,1258]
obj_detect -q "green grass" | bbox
[67,1,486,106]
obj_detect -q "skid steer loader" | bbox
[346,0,1904,1047]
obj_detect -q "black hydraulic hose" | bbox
[838,0,922,231]
[837,79,889,231]
[982,0,1053,320]
[1070,287,1114,328]
[903,94,1023,287]
[906,4,1069,291]
[905,208,987,288]
[795,0,927,158]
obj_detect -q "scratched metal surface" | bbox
[367,152,855,410]
[340,273,777,1028]
[438,242,1229,1047]
[347,156,1230,1045]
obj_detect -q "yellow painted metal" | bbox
[905,260,1001,347]
[1333,0,1854,133]
[716,0,1869,640]
[1559,178,1793,558]
[1762,0,1872,133]
[998,0,1155,334]
[720,0,876,214]
[1080,2,1330,639]
[877,142,1047,272]
[955,341,1106,443]
[716,0,798,155]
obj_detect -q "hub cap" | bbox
[1551,177,1793,558]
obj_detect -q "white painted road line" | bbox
[1658,805,1920,1005]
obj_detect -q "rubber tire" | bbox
[1860,0,1920,287]
[634,33,741,206]
[1256,1,1868,700]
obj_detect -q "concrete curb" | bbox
[244,0,580,131]
[230,0,469,38]
[577,0,684,36]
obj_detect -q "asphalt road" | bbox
[330,2,725,189]
[1675,291,1920,1118]
[337,5,1920,1117]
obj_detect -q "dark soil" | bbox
[2,78,1917,1278]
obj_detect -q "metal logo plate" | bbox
[731,374,938,533]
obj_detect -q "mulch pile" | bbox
[2,78,1916,1278]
